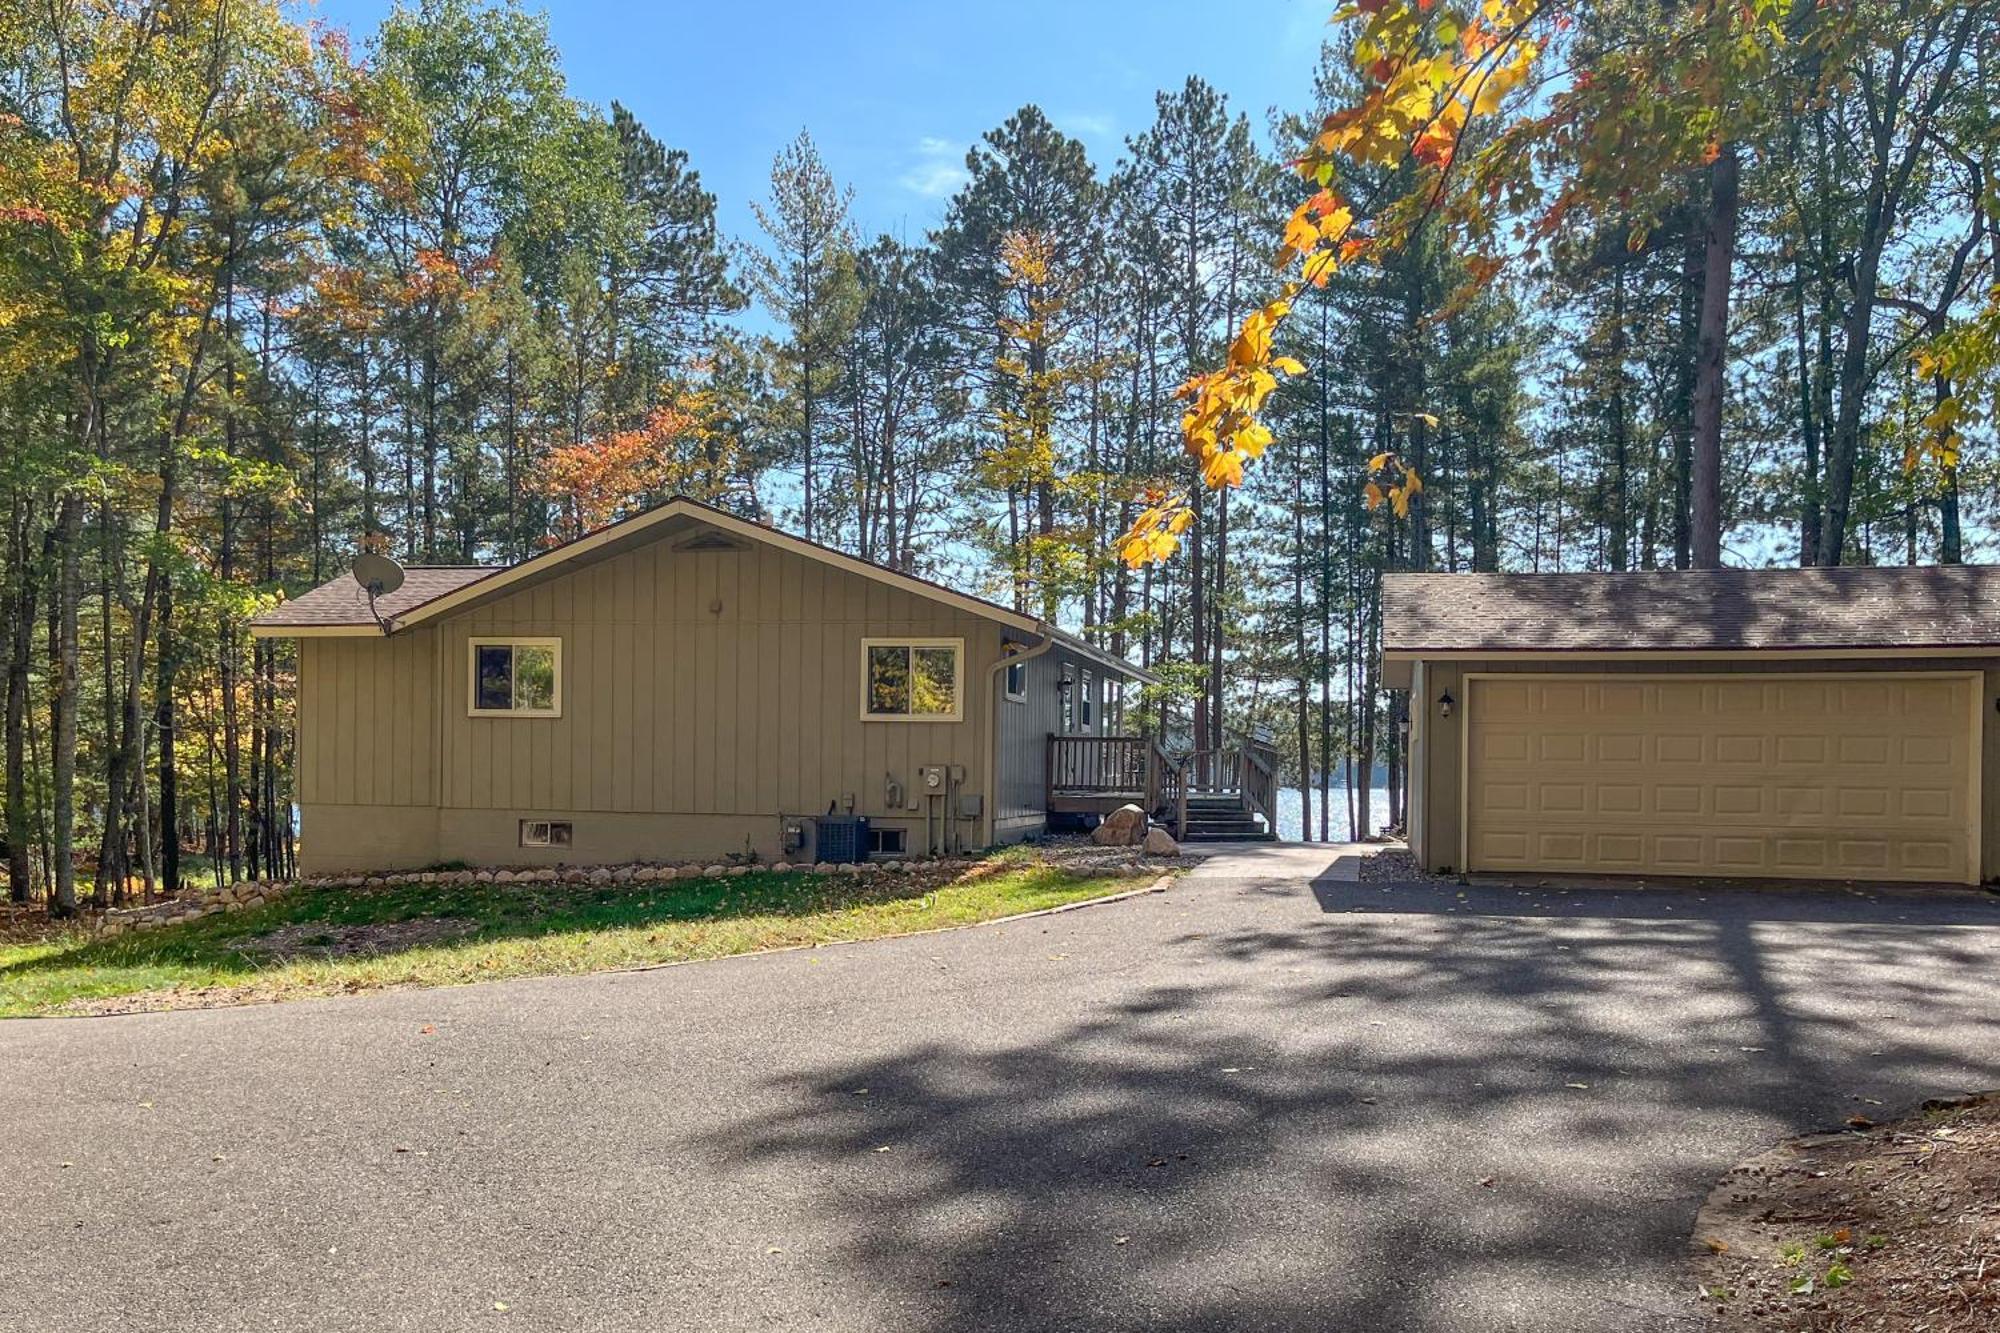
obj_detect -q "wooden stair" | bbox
[1177,794,1276,842]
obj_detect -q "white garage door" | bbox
[1463,673,1980,884]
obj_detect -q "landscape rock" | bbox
[1092,804,1149,847]
[1142,827,1181,857]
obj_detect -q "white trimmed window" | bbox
[520,819,572,847]
[469,638,562,717]
[1080,670,1095,730]
[862,638,963,721]
[1004,658,1028,702]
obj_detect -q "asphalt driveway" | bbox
[4,847,1999,1332]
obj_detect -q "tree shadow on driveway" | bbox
[699,881,2000,1332]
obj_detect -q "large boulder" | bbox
[1092,804,1149,847]
[1142,826,1181,857]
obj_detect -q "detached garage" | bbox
[1383,567,2000,886]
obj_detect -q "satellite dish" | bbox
[351,553,405,633]
[352,552,405,597]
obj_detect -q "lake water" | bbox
[1270,785,1394,842]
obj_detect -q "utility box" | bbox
[813,815,871,864]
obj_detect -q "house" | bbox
[1384,566,2000,886]
[249,498,1153,874]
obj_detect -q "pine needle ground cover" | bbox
[0,863,1142,1018]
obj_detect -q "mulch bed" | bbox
[241,917,481,960]
[1691,1092,2000,1330]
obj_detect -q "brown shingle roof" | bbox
[1382,565,2000,653]
[251,566,497,628]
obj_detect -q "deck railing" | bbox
[1044,731,1274,837]
[1047,734,1160,804]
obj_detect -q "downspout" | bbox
[982,628,1057,848]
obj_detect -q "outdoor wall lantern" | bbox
[1437,690,1455,718]
[1056,675,1074,694]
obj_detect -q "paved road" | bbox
[5,848,2000,1333]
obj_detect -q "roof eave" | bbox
[1040,624,1157,684]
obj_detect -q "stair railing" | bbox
[1167,734,1282,838]
[1237,736,1280,833]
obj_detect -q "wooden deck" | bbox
[1045,733,1280,839]
[1047,735,1170,815]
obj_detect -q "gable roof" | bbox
[1382,565,2000,655]
[250,496,1155,681]
[250,566,494,629]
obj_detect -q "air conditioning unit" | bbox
[813,815,871,864]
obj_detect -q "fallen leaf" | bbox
[1112,1235,1130,1246]
[873,1146,892,1153]
[420,1024,436,1035]
[1845,1115,1875,1129]
[1565,1082,1591,1090]
[1479,1177,1495,1188]
[1704,1237,1728,1254]
[493,1301,510,1312]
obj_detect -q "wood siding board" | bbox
[779,622,802,813]
[693,620,715,813]
[613,618,635,811]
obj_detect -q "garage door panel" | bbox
[1903,735,1953,766]
[1596,733,1644,762]
[1838,735,1891,765]
[1656,734,1704,763]
[1464,673,1976,884]
[1774,735,1826,764]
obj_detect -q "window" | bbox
[868,826,907,856]
[1059,667,1075,733]
[862,638,963,721]
[1106,678,1125,732]
[520,819,572,848]
[1080,670,1095,731]
[470,638,561,717]
[1004,658,1028,702]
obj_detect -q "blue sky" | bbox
[302,0,1334,246]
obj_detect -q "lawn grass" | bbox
[0,863,1146,1018]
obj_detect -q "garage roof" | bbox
[1382,565,2000,654]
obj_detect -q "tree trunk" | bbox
[4,496,41,903]
[1689,144,1739,569]
[157,571,179,897]
[48,496,83,917]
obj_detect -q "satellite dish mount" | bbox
[350,552,406,634]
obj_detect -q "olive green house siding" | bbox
[263,500,1145,874]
